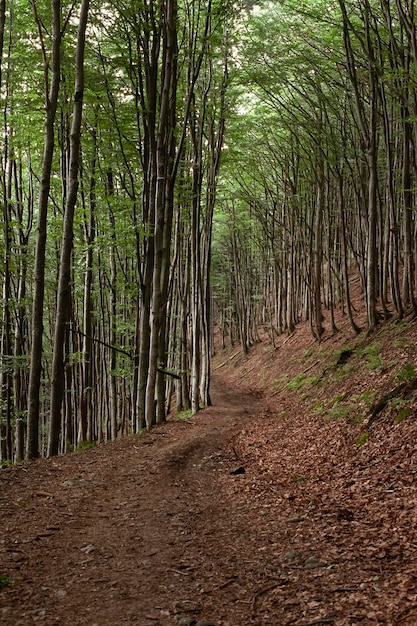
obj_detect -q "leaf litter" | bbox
[2,303,417,624]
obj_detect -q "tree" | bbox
[48,0,90,456]
[26,0,62,459]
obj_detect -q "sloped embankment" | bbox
[213,315,417,624]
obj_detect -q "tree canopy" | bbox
[1,0,417,462]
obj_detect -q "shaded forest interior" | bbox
[2,0,417,462]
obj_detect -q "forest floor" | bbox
[3,298,417,625]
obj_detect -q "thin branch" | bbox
[31,0,49,102]
[71,327,133,358]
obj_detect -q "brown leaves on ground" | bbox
[2,310,417,625]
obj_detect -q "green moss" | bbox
[355,432,369,448]
[396,407,411,423]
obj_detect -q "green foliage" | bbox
[364,354,383,370]
[291,473,308,482]
[0,459,14,469]
[0,574,13,589]
[396,407,411,424]
[357,390,377,409]
[359,342,381,358]
[389,397,406,411]
[326,403,354,421]
[355,432,369,448]
[332,363,355,381]
[312,400,325,415]
[285,373,306,392]
[75,441,96,453]
[306,375,321,387]
[355,342,386,371]
[388,397,412,424]
[396,363,416,383]
[393,319,411,333]
[322,389,374,423]
[176,408,193,421]
[65,439,96,453]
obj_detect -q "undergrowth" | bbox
[175,408,193,420]
[0,574,12,589]
[283,320,417,426]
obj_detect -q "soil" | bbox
[3,305,417,625]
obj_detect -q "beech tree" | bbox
[48,0,90,456]
[26,0,62,459]
[212,0,417,349]
[6,0,417,463]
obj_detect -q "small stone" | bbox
[196,621,216,626]
[303,555,325,569]
[177,618,197,626]
[80,544,95,554]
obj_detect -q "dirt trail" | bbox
[0,374,267,626]
[3,353,417,626]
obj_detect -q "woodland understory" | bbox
[3,0,417,463]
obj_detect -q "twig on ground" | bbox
[167,568,190,576]
[231,445,242,461]
[218,576,238,590]
[296,618,336,626]
[251,581,283,618]
[282,332,295,345]
[214,351,241,370]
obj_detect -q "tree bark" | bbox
[27,0,61,459]
[48,0,89,456]
[145,0,178,428]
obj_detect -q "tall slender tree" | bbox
[27,0,62,459]
[48,0,90,456]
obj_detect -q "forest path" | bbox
[0,374,270,626]
[3,356,417,626]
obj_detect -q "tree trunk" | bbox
[27,0,61,459]
[48,0,89,456]
[79,127,97,443]
[145,0,178,428]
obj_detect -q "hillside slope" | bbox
[212,308,417,625]
[2,306,417,625]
